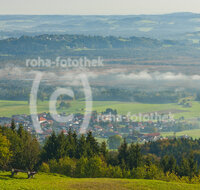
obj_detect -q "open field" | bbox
[0,172,200,190]
[161,129,200,139]
[0,100,200,120]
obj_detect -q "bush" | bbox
[75,157,88,178]
[58,157,76,176]
[165,171,181,182]
[39,162,50,173]
[145,164,164,180]
[113,166,123,178]
[131,165,164,180]
[48,159,59,173]
[190,175,200,184]
[107,165,123,178]
[132,166,146,179]
[181,176,190,183]
[85,156,106,177]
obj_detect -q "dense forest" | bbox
[1,121,200,183]
[0,80,194,103]
[1,33,200,66]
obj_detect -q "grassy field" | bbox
[1,100,200,119]
[0,172,200,190]
[161,129,200,139]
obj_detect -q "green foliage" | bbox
[165,171,181,182]
[132,166,146,179]
[127,143,142,169]
[145,164,164,180]
[58,157,76,176]
[39,162,50,173]
[1,123,40,171]
[118,139,128,167]
[107,165,123,178]
[48,159,59,173]
[108,135,122,149]
[161,155,176,173]
[75,157,88,178]
[85,156,105,178]
[0,133,12,169]
[100,141,108,158]
[3,121,200,185]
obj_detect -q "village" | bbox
[0,108,192,144]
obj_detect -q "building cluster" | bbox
[0,110,183,143]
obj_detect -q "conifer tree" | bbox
[100,141,108,159]
[42,131,58,161]
[118,138,128,167]
[56,131,67,159]
[77,134,87,159]
[86,131,99,157]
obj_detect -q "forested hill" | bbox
[1,34,199,66]
[0,34,164,55]
[0,34,186,63]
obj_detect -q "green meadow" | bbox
[161,129,200,139]
[0,100,200,119]
[0,172,200,190]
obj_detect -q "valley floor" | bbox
[1,100,200,120]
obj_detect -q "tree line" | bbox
[0,80,194,104]
[1,121,200,183]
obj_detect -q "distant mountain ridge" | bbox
[0,34,168,56]
[1,13,200,40]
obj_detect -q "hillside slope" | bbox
[0,172,200,190]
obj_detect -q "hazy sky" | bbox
[0,0,200,15]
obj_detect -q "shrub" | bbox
[132,167,146,179]
[39,162,50,173]
[107,165,123,178]
[75,157,88,178]
[165,171,181,182]
[85,156,105,177]
[145,164,164,180]
[58,157,76,176]
[48,159,59,173]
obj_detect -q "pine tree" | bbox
[127,143,142,170]
[42,131,58,161]
[57,131,67,159]
[100,141,108,159]
[188,153,197,179]
[76,134,87,159]
[168,155,176,173]
[86,131,99,157]
[178,156,190,177]
[161,155,176,173]
[118,138,128,168]
[66,129,76,158]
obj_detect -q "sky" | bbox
[0,0,200,15]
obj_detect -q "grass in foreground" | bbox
[0,172,200,190]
